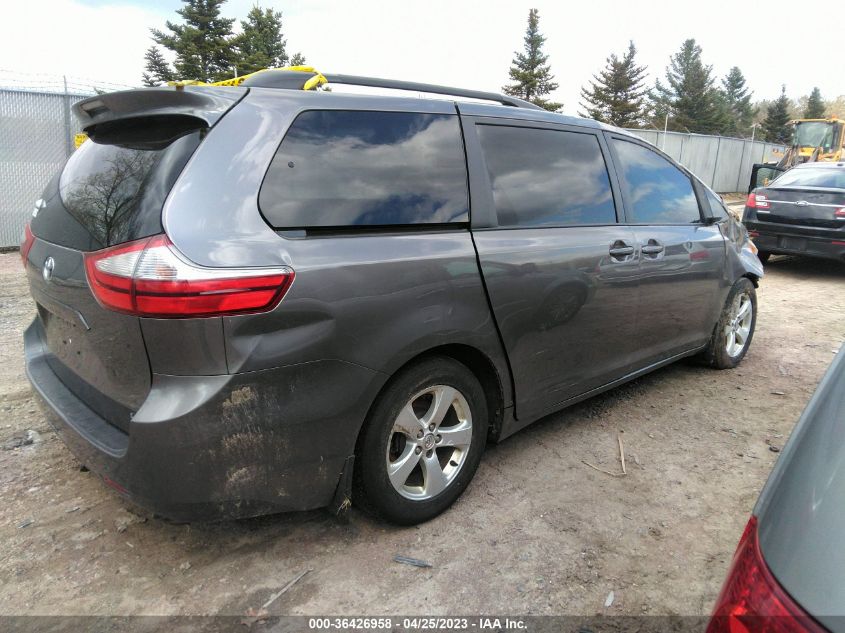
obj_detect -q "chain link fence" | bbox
[0,88,87,248]
[0,86,787,248]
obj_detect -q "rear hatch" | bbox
[24,86,245,431]
[760,186,845,229]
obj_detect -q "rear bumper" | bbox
[746,221,845,262]
[24,319,383,521]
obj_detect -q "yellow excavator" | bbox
[749,116,844,191]
[777,117,844,165]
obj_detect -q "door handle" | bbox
[641,240,665,256]
[609,240,635,260]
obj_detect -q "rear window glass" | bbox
[476,125,617,227]
[772,168,845,189]
[259,110,468,228]
[56,131,201,248]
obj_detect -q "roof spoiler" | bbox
[72,86,247,134]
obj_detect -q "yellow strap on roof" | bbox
[302,71,328,91]
[168,66,326,90]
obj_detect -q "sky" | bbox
[2,0,842,117]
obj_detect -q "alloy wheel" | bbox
[725,293,753,357]
[385,385,473,500]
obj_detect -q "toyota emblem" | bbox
[42,257,55,282]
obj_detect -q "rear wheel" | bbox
[704,278,757,369]
[355,357,488,525]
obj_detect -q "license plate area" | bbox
[36,301,85,368]
[779,236,806,251]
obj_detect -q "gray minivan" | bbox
[22,71,764,524]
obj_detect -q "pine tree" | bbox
[579,41,648,127]
[503,9,562,112]
[151,0,237,83]
[650,39,727,134]
[141,46,175,86]
[289,52,306,67]
[763,85,792,143]
[804,87,825,118]
[234,6,288,75]
[720,66,754,137]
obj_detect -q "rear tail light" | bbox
[706,516,827,633]
[83,234,294,318]
[834,208,845,219]
[20,222,35,268]
[746,193,770,210]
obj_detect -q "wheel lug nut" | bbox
[436,435,441,443]
[415,446,422,455]
[428,423,435,431]
[417,430,424,439]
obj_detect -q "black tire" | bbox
[703,278,757,369]
[354,356,488,525]
[757,251,771,264]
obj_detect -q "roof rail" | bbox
[320,74,543,110]
[237,69,542,110]
[171,66,544,110]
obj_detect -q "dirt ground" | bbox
[1,249,843,619]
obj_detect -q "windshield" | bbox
[792,122,835,150]
[771,167,845,189]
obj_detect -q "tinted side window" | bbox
[477,125,616,227]
[704,189,730,220]
[611,139,701,224]
[259,110,468,228]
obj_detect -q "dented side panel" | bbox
[223,232,509,389]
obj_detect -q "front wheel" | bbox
[703,278,757,369]
[354,357,488,525]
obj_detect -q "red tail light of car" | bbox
[83,234,294,318]
[707,516,828,633]
[20,222,35,268]
[746,193,770,209]
[834,208,845,219]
